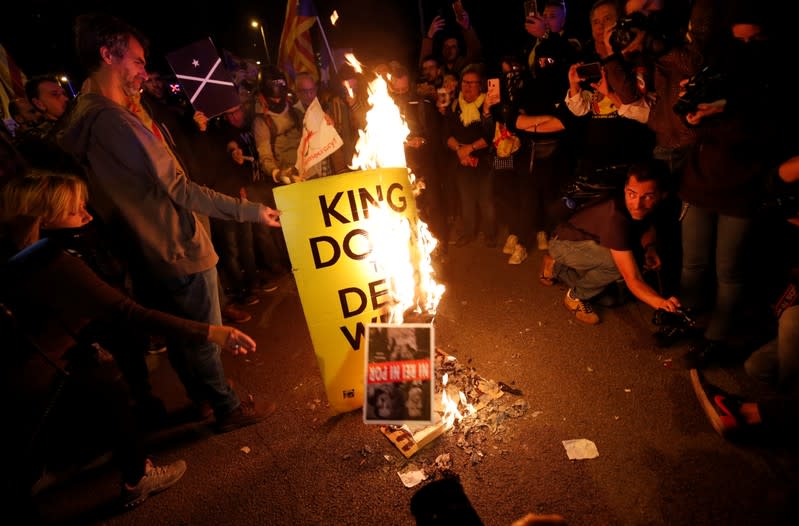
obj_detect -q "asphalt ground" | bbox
[32,241,799,526]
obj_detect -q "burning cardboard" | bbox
[381,349,528,458]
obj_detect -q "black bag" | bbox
[548,164,628,228]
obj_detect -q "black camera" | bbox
[652,308,697,348]
[609,11,669,55]
[609,11,649,53]
[672,66,726,116]
[652,308,694,327]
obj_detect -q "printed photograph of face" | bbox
[366,383,404,421]
[364,323,434,424]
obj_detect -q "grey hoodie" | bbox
[60,92,265,279]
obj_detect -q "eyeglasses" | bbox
[462,80,481,85]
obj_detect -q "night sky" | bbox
[3,0,595,84]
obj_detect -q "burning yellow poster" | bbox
[274,167,427,414]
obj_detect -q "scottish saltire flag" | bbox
[278,0,319,80]
[166,38,240,118]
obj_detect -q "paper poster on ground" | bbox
[364,323,434,426]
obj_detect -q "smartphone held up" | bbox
[486,78,501,107]
[576,62,603,83]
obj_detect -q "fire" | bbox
[351,75,408,171]
[344,53,363,73]
[439,372,476,430]
[350,58,445,322]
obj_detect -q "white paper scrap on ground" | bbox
[398,464,428,488]
[562,438,599,460]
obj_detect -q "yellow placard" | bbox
[273,168,418,415]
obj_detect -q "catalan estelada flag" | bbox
[278,0,319,80]
[0,43,27,111]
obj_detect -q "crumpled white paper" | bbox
[562,438,599,460]
[398,464,428,488]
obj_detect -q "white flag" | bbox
[295,97,343,178]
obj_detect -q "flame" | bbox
[350,60,445,322]
[344,53,363,73]
[351,75,408,171]
[439,372,475,430]
[330,10,339,25]
[350,58,457,436]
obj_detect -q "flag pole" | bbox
[417,0,425,36]
[315,16,338,77]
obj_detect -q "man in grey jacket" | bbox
[60,13,281,433]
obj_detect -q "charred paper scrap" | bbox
[381,348,528,458]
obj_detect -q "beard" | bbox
[123,77,144,98]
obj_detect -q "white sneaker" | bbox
[508,244,528,264]
[537,231,549,250]
[122,458,187,508]
[502,234,518,254]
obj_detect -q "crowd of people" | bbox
[1,0,798,522]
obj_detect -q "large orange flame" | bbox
[350,59,445,323]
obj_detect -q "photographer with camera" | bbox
[600,0,704,298]
[539,160,681,325]
[561,0,655,227]
[677,8,794,370]
[602,0,701,177]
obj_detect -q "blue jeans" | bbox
[455,162,496,242]
[745,305,799,394]
[548,238,621,300]
[680,205,752,341]
[211,218,258,298]
[134,266,240,417]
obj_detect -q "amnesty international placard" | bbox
[273,168,418,415]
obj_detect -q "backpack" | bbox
[548,164,628,227]
[256,106,303,152]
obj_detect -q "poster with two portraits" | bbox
[364,324,434,426]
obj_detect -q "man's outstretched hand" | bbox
[260,206,282,227]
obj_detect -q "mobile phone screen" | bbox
[487,78,500,100]
[576,62,602,81]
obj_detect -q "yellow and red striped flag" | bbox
[278,0,319,80]
[0,44,26,96]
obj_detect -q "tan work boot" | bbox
[564,288,600,324]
